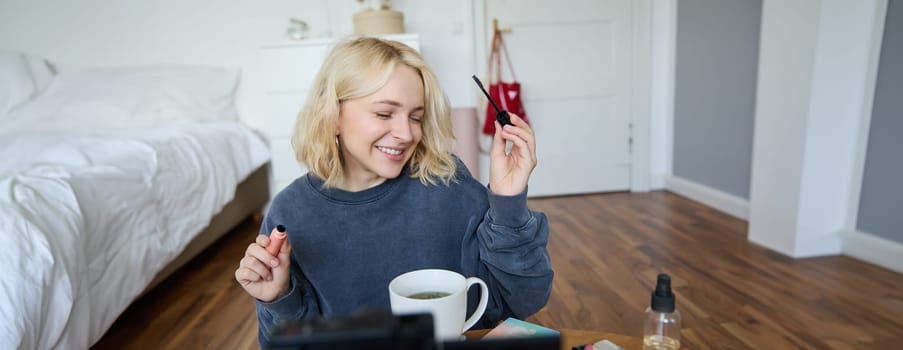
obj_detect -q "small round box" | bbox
[353,10,404,35]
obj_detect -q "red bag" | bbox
[482,31,528,135]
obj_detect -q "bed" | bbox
[0,52,271,349]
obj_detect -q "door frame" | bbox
[469,0,660,192]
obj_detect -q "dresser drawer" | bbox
[269,137,308,182]
[257,92,307,138]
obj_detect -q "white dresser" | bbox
[244,34,420,198]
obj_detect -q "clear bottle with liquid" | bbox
[643,273,681,350]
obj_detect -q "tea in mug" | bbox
[406,291,451,300]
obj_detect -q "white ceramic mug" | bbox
[388,269,489,340]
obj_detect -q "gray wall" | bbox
[857,0,903,244]
[672,0,761,199]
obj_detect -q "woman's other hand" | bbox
[234,234,292,302]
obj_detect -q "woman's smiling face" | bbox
[336,65,425,191]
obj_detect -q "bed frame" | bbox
[142,165,270,294]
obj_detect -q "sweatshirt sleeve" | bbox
[473,188,554,323]
[254,258,320,346]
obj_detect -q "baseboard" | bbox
[792,230,844,258]
[664,175,749,220]
[842,230,903,275]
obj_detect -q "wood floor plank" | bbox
[93,191,903,349]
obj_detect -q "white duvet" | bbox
[0,120,269,349]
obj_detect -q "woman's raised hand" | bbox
[489,113,537,196]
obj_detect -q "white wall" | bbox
[649,0,677,190]
[0,0,329,69]
[0,0,478,108]
[748,0,886,258]
[396,1,478,108]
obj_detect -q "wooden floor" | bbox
[93,191,903,349]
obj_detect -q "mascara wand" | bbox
[472,75,512,127]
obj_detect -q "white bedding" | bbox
[0,65,270,349]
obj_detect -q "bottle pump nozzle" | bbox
[651,273,675,313]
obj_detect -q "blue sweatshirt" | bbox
[255,160,553,345]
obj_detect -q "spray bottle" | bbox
[643,273,681,350]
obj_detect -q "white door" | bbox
[480,0,634,197]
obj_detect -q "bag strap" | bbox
[487,30,518,83]
[495,32,518,82]
[487,31,500,83]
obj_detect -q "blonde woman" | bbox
[234,37,552,345]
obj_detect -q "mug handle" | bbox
[461,277,489,332]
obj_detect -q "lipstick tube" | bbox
[266,225,287,256]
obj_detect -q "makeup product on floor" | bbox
[472,75,512,127]
[266,225,287,256]
[643,273,681,350]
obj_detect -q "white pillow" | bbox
[0,52,53,116]
[4,64,239,130]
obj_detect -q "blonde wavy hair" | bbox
[292,36,457,189]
